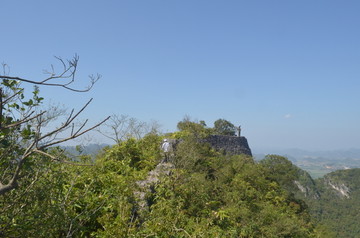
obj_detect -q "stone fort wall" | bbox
[202,135,252,156]
[169,135,252,157]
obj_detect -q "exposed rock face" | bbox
[202,135,252,156]
[325,179,351,198]
[294,180,321,199]
[134,162,175,212]
[295,180,307,194]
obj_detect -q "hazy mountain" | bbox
[61,143,110,157]
[253,148,360,160]
[253,148,360,178]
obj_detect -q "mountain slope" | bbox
[313,169,360,238]
[259,155,360,238]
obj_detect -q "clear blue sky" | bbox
[1,0,360,151]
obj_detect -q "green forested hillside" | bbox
[260,156,360,238]
[313,169,360,238]
[1,121,328,237]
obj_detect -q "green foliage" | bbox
[139,155,317,237]
[0,134,163,237]
[172,136,218,173]
[176,117,212,139]
[213,118,237,136]
[0,153,89,237]
[1,62,104,196]
[0,80,43,152]
[260,155,301,191]
[1,111,328,237]
[0,80,47,197]
[311,169,360,238]
[260,155,319,200]
[259,155,360,237]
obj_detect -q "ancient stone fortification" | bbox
[202,135,252,156]
[168,135,252,157]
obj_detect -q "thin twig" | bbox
[33,149,94,167]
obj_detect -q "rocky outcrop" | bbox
[134,162,175,212]
[294,180,320,199]
[325,179,351,198]
[294,180,307,194]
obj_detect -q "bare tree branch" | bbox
[0,139,37,195]
[38,116,110,149]
[37,99,93,142]
[0,55,108,195]
[4,111,46,129]
[33,149,94,167]
[0,55,100,92]
[96,114,159,143]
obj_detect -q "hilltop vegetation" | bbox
[1,117,328,237]
[0,76,357,237]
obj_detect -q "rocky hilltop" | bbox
[202,135,252,156]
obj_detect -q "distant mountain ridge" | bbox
[254,148,360,178]
[61,143,109,157]
[254,148,360,160]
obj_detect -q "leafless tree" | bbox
[97,114,161,144]
[0,55,110,195]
